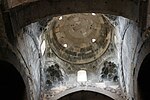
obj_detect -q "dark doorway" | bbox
[58,91,114,100]
[0,61,27,100]
[138,54,150,100]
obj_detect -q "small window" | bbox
[41,40,46,55]
[77,70,87,82]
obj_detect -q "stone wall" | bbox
[117,16,141,99]
[0,7,34,100]
[16,22,44,100]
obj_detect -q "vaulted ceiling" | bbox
[1,0,150,100]
[2,0,149,33]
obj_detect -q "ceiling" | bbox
[47,13,113,64]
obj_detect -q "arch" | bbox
[0,39,31,100]
[49,87,124,100]
[58,90,114,100]
[137,53,150,100]
[0,60,27,100]
[4,0,139,33]
[133,39,150,100]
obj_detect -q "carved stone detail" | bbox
[100,61,119,82]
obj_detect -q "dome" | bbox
[48,13,113,64]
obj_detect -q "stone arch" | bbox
[4,0,139,33]
[0,40,32,100]
[58,91,114,100]
[0,60,27,100]
[50,87,124,100]
[133,39,150,100]
[138,53,150,100]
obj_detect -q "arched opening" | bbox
[138,53,150,100]
[0,61,27,100]
[58,91,114,100]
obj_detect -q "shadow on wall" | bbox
[138,53,150,100]
[0,61,27,100]
[58,91,114,100]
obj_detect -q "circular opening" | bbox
[63,44,68,48]
[0,61,27,100]
[58,91,114,100]
[138,54,150,100]
[91,38,96,43]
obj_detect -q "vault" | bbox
[1,1,149,99]
[1,0,142,34]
